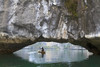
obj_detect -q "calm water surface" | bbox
[0,48,100,67]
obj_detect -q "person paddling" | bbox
[41,47,44,52]
[38,47,45,54]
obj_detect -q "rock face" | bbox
[0,0,100,54]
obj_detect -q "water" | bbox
[0,48,100,67]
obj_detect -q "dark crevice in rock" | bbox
[86,42,100,55]
[0,11,4,14]
[40,19,48,27]
[23,0,31,7]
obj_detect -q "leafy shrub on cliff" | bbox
[65,0,78,20]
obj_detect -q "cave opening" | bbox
[13,42,93,64]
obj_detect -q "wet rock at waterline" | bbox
[0,0,100,54]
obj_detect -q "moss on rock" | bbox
[65,0,78,20]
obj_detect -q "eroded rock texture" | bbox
[0,0,100,54]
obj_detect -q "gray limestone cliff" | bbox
[0,0,100,54]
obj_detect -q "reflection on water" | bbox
[1,48,100,67]
[14,48,92,64]
[0,54,100,67]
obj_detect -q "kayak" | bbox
[38,51,45,54]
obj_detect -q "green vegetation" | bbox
[65,0,78,20]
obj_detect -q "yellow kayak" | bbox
[38,51,45,54]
